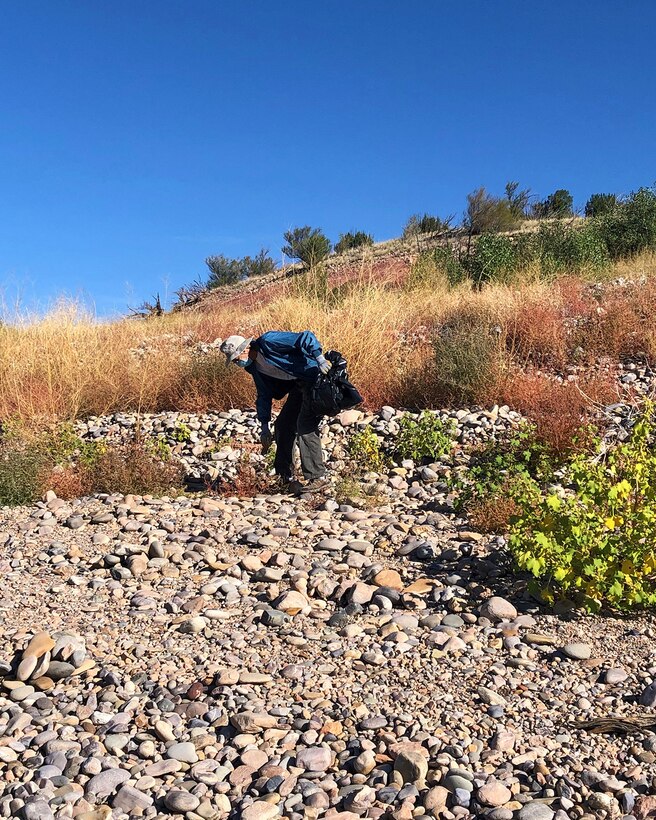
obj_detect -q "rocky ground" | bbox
[2,407,656,820]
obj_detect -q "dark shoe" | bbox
[302,477,331,493]
[280,479,304,495]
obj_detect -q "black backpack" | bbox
[310,350,363,417]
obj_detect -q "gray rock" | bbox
[85,767,130,798]
[518,803,555,820]
[562,642,592,660]
[479,597,517,622]
[164,790,201,812]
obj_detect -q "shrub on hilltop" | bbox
[532,188,574,218]
[464,187,520,234]
[402,213,453,238]
[205,249,276,289]
[282,226,331,269]
[334,231,374,254]
[585,192,618,217]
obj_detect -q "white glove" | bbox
[315,354,332,375]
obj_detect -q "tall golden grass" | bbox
[2,253,656,429]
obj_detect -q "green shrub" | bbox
[403,213,451,238]
[406,247,467,289]
[0,422,185,506]
[533,189,574,218]
[395,412,456,463]
[585,193,618,218]
[205,249,276,288]
[505,181,531,219]
[244,249,277,278]
[0,438,49,506]
[464,188,520,234]
[282,226,331,269]
[508,403,656,611]
[334,231,374,254]
[465,234,520,285]
[434,316,502,404]
[348,427,389,473]
[593,186,656,259]
[453,425,556,531]
[533,221,609,275]
[205,254,244,288]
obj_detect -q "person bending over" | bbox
[220,330,332,491]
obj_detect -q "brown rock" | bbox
[24,632,55,659]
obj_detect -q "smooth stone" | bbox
[562,643,592,660]
[166,741,198,763]
[163,790,201,812]
[295,746,332,771]
[394,749,428,784]
[85,768,130,798]
[479,597,517,622]
[478,781,512,807]
[518,803,555,820]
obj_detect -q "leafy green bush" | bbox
[464,234,520,285]
[282,226,331,269]
[593,186,656,259]
[395,412,456,463]
[454,425,556,531]
[348,427,389,473]
[585,193,618,218]
[509,403,656,611]
[334,231,374,254]
[464,188,520,234]
[533,221,609,275]
[533,189,574,218]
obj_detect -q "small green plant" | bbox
[334,231,374,254]
[282,226,331,269]
[508,402,656,611]
[146,436,173,462]
[0,438,50,506]
[172,422,192,443]
[348,427,389,473]
[453,424,556,531]
[395,412,455,463]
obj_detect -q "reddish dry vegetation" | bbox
[2,253,656,431]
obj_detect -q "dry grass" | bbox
[2,253,656,428]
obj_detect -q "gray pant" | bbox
[273,383,325,481]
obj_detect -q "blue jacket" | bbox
[246,330,324,425]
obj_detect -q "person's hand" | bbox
[260,429,273,454]
[316,354,332,375]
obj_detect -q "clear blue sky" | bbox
[1,1,655,316]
